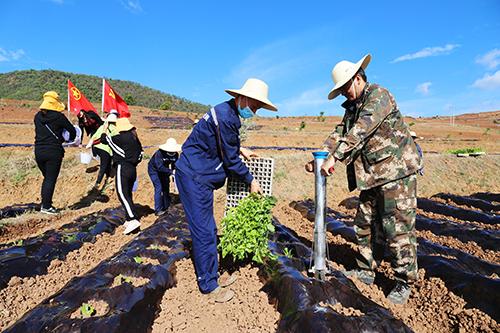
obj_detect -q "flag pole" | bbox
[67,79,70,118]
[101,78,105,116]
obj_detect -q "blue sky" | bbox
[1,0,499,117]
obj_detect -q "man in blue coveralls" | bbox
[175,78,277,303]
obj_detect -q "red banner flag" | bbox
[102,79,130,118]
[67,79,96,116]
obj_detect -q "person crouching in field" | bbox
[86,113,118,190]
[175,78,277,303]
[148,138,181,216]
[101,117,144,235]
[305,54,423,305]
[34,91,76,215]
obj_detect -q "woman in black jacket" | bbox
[101,117,143,234]
[34,91,76,214]
[77,109,103,144]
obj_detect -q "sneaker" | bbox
[387,281,411,304]
[123,219,141,235]
[40,206,59,215]
[343,269,375,285]
[218,274,237,288]
[208,287,234,303]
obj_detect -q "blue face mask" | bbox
[238,105,254,119]
[237,97,254,119]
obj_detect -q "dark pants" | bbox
[116,163,138,221]
[92,147,112,185]
[148,170,171,213]
[35,150,63,209]
[175,168,219,293]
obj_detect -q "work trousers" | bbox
[35,149,63,209]
[92,147,112,186]
[148,171,171,213]
[353,174,418,283]
[175,168,219,293]
[116,163,138,221]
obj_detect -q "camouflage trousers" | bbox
[353,174,418,283]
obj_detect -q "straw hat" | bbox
[116,117,134,132]
[328,54,371,100]
[225,78,277,111]
[159,138,181,152]
[39,91,65,112]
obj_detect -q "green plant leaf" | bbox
[80,303,96,318]
[133,256,143,264]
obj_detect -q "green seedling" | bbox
[114,274,132,284]
[219,193,277,264]
[133,256,143,264]
[448,147,484,155]
[149,244,161,250]
[80,303,96,318]
[62,234,78,243]
[14,239,23,246]
[283,247,293,258]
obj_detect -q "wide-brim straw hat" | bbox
[328,54,371,100]
[159,138,181,152]
[116,117,134,132]
[225,78,277,111]
[39,91,65,112]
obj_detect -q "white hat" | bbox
[106,113,118,123]
[159,138,181,152]
[328,54,371,100]
[225,78,277,111]
[109,109,119,115]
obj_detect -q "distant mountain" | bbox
[0,69,209,113]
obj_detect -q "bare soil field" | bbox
[0,98,498,332]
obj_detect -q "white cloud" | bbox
[472,70,500,90]
[476,49,500,70]
[415,82,432,96]
[0,48,25,62]
[121,0,143,13]
[392,44,460,63]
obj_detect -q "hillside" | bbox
[0,69,209,113]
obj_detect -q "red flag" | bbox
[102,79,130,118]
[67,79,96,116]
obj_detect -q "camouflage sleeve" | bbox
[333,88,393,164]
[322,123,344,153]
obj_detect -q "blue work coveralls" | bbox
[175,99,253,293]
[148,150,178,214]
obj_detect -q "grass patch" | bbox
[447,147,485,154]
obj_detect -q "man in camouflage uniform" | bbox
[305,54,422,304]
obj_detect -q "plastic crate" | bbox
[226,157,274,211]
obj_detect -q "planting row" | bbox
[417,197,499,225]
[433,193,499,213]
[143,116,193,129]
[5,203,190,333]
[0,207,127,290]
[290,200,500,321]
[267,218,412,332]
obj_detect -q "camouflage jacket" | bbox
[323,83,422,191]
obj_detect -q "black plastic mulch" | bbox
[433,193,499,213]
[0,207,127,290]
[0,203,40,220]
[5,203,191,333]
[290,200,500,321]
[418,198,500,225]
[267,219,412,332]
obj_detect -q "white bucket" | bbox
[80,152,92,164]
